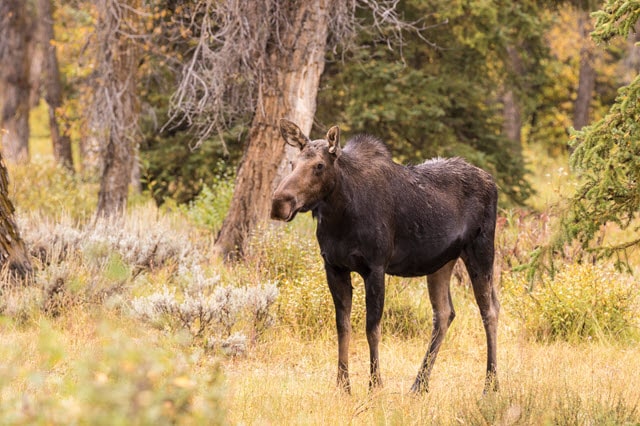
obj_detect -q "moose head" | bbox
[270,119,341,222]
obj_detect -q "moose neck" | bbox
[313,159,363,230]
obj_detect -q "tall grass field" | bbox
[0,122,638,424]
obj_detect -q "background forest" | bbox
[0,0,639,424]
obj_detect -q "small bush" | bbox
[182,175,234,233]
[503,263,639,342]
[130,265,278,354]
[21,205,201,273]
[383,278,432,338]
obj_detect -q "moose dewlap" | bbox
[271,119,499,394]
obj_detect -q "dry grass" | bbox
[224,334,640,425]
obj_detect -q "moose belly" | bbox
[386,239,463,277]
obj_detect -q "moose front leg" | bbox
[325,265,353,393]
[364,267,386,389]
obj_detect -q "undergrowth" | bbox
[503,263,639,342]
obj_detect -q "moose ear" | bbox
[279,119,309,150]
[326,125,341,156]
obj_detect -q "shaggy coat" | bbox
[271,119,499,394]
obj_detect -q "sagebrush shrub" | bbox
[20,205,201,272]
[130,268,278,355]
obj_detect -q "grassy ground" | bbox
[225,335,640,425]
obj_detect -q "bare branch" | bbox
[166,0,441,146]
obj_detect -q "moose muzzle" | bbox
[270,194,297,222]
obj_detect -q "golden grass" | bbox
[224,332,640,425]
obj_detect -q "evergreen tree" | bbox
[564,0,640,268]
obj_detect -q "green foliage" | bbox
[181,173,235,233]
[591,0,640,43]
[566,75,640,263]
[562,0,640,264]
[139,120,239,205]
[503,263,639,342]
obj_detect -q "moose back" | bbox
[271,119,499,393]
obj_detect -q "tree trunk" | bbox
[39,0,74,172]
[0,154,32,279]
[80,114,105,179]
[502,46,523,158]
[94,0,140,218]
[0,0,31,164]
[573,10,597,133]
[214,1,331,259]
[28,24,44,109]
[502,89,522,148]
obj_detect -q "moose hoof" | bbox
[483,375,499,394]
[337,378,351,395]
[410,380,429,394]
[368,378,383,392]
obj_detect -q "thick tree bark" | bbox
[94,0,140,217]
[0,154,32,279]
[214,1,331,259]
[0,0,31,164]
[39,0,74,172]
[573,10,597,133]
[80,115,104,179]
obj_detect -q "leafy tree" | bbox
[527,4,632,155]
[563,0,640,268]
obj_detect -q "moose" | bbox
[271,119,499,393]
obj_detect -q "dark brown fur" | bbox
[271,119,499,393]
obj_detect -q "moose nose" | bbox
[271,194,291,220]
[270,193,295,221]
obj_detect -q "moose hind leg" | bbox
[462,240,500,393]
[411,260,456,393]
